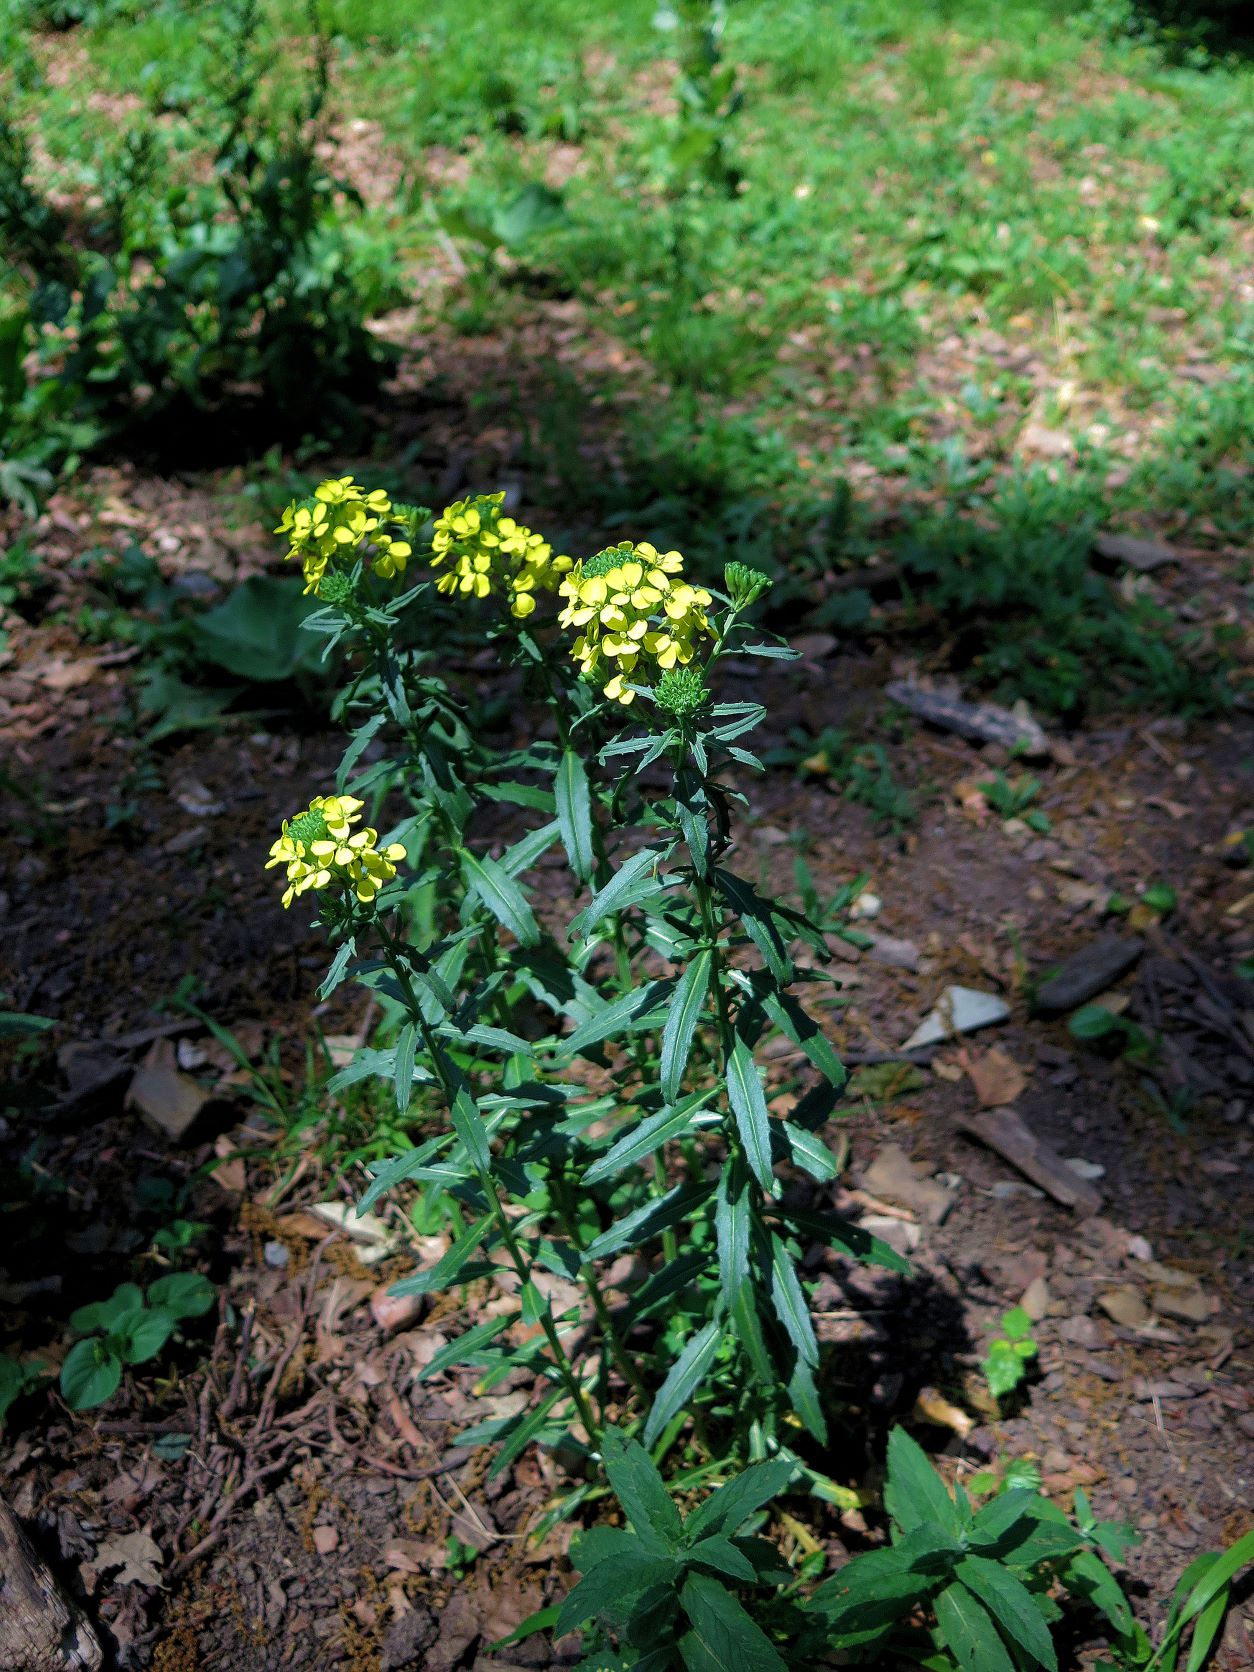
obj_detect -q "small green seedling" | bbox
[1068,1004,1160,1065]
[980,770,1052,833]
[982,1304,1039,1403]
[60,1273,216,1410]
[0,1356,47,1426]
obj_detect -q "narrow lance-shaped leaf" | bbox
[573,844,667,935]
[555,749,596,881]
[714,869,792,986]
[767,1232,819,1366]
[661,947,712,1102]
[459,849,540,946]
[583,1096,708,1186]
[727,1035,774,1192]
[643,1319,724,1448]
[394,1022,418,1115]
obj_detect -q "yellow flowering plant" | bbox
[259,476,1178,1667]
[264,475,928,1643]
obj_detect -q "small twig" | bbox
[840,1046,938,1066]
[218,1303,255,1423]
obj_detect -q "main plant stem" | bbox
[376,925,600,1440]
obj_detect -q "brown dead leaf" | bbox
[966,1046,1027,1108]
[912,1387,974,1437]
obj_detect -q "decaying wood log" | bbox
[884,681,1052,758]
[0,1497,101,1672]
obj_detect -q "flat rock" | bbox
[1092,532,1181,573]
[1035,934,1145,1014]
[125,1040,212,1142]
[1151,1284,1211,1323]
[1019,1277,1050,1321]
[903,986,1011,1050]
[1058,1314,1103,1348]
[861,1145,953,1224]
[1097,1286,1150,1327]
[865,933,921,970]
[885,681,1051,758]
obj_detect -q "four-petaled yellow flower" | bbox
[430,492,571,619]
[276,477,411,596]
[266,794,406,909]
[557,541,713,704]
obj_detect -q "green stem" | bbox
[551,1171,650,1407]
[376,923,600,1440]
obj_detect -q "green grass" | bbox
[4,0,1253,713]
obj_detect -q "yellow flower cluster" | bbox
[430,493,571,619]
[557,541,713,704]
[276,477,411,596]
[266,795,406,909]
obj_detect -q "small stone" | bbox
[1058,1315,1102,1348]
[1150,1284,1211,1323]
[1092,532,1180,573]
[1097,1286,1150,1327]
[1126,1234,1153,1262]
[865,933,920,970]
[263,1241,289,1269]
[859,1214,920,1257]
[862,1145,954,1224]
[1065,1157,1106,1181]
[370,1286,425,1333]
[125,1040,213,1143]
[1019,1277,1051,1321]
[1035,935,1145,1014]
[903,986,1011,1050]
[850,891,882,920]
[990,1180,1045,1201]
[312,1526,339,1555]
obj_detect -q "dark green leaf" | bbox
[767,1233,818,1366]
[935,1581,1016,1672]
[685,1533,758,1583]
[679,1571,787,1672]
[601,1427,684,1551]
[116,1308,175,1365]
[714,870,792,985]
[957,1556,1057,1670]
[775,1205,911,1274]
[555,749,596,881]
[394,1022,418,1114]
[498,818,561,877]
[583,1098,705,1186]
[60,1339,122,1409]
[643,1321,724,1447]
[727,1036,774,1191]
[884,1426,963,1537]
[147,1272,215,1320]
[450,1087,491,1173]
[556,1549,677,1636]
[684,1458,795,1542]
[661,948,712,1103]
[419,1314,513,1381]
[574,845,666,936]
[761,990,846,1089]
[585,1182,712,1262]
[460,850,540,946]
[565,979,674,1055]
[389,1217,494,1296]
[488,1383,566,1479]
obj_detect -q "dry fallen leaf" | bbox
[95,1531,164,1587]
[966,1046,1027,1108]
[912,1386,974,1437]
